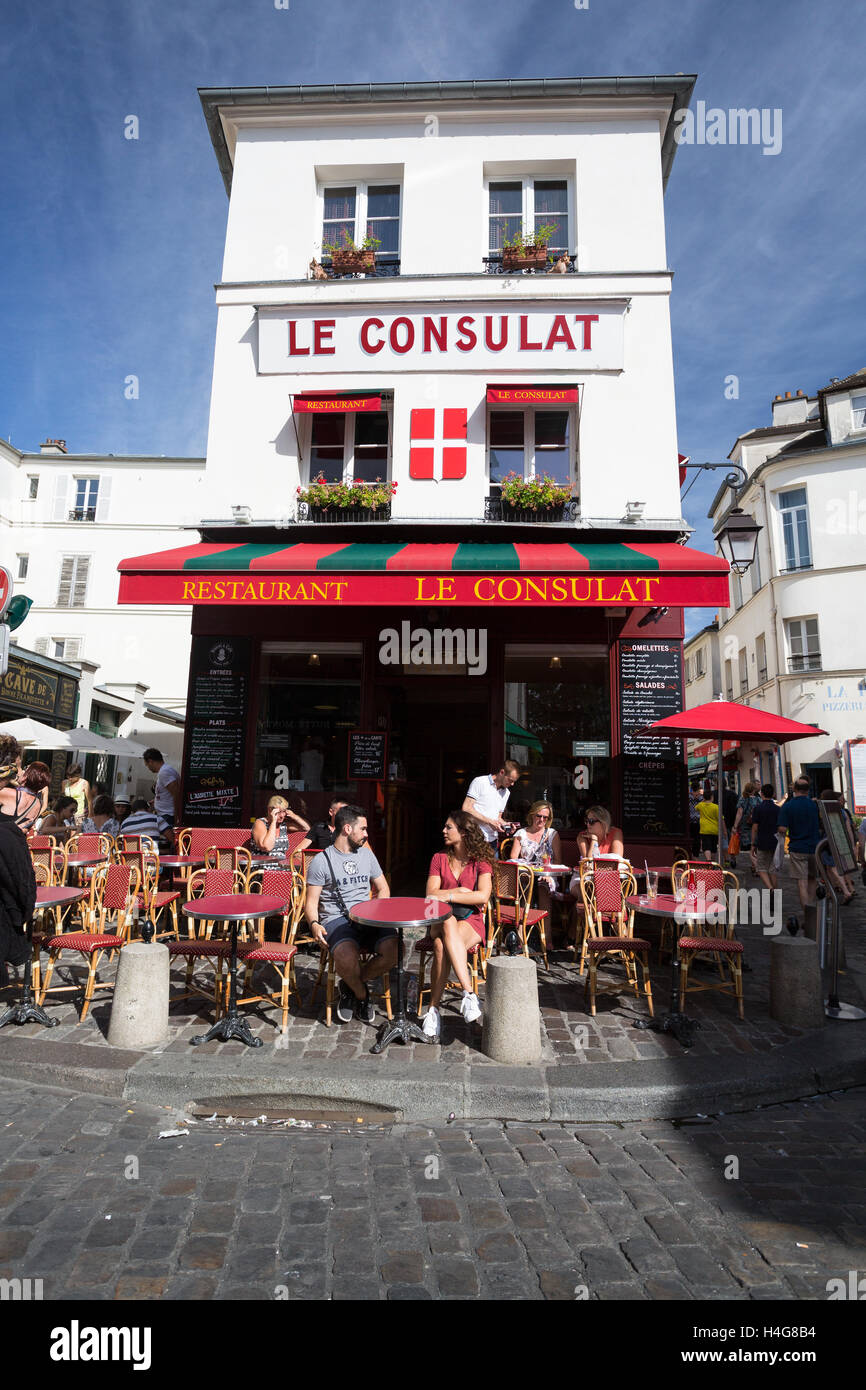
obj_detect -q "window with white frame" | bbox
[33,636,82,660]
[27,475,39,499]
[738,646,749,693]
[306,411,390,486]
[487,407,574,491]
[16,554,28,580]
[695,647,706,677]
[70,478,99,521]
[852,394,866,431]
[778,487,812,571]
[57,555,90,608]
[320,184,401,262]
[725,659,734,700]
[487,178,570,259]
[756,633,768,683]
[684,656,692,684]
[785,617,821,673]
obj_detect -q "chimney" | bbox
[40,439,68,454]
[771,390,816,427]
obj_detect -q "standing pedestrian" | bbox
[62,763,93,822]
[750,783,780,891]
[777,776,821,913]
[143,749,181,835]
[462,761,521,855]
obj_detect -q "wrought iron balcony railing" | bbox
[68,507,97,522]
[321,255,401,279]
[788,653,822,673]
[483,253,576,275]
[485,494,579,523]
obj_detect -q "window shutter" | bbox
[57,556,75,606]
[95,476,111,521]
[72,557,90,607]
[34,637,49,656]
[52,474,69,521]
[64,637,82,660]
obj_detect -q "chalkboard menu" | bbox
[183,636,252,825]
[618,640,687,839]
[348,730,388,781]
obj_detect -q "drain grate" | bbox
[188,1096,397,1130]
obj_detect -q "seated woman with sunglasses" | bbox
[568,805,626,905]
[511,800,561,949]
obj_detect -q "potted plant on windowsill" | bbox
[322,231,382,275]
[297,476,397,520]
[500,223,557,271]
[498,472,572,518]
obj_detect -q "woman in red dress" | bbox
[422,810,493,1042]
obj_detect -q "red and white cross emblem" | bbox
[409,408,467,480]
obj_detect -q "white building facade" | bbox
[119,77,732,880]
[686,370,866,809]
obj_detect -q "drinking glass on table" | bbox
[647,870,658,900]
[674,884,686,903]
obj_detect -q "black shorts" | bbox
[700,834,719,853]
[324,916,397,954]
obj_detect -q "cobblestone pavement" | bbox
[8,864,864,1070]
[0,1077,863,1301]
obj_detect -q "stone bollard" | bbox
[769,936,825,1030]
[482,956,541,1064]
[107,941,170,1049]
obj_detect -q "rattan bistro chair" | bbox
[232,869,302,1032]
[38,863,139,1021]
[671,861,744,1019]
[578,861,653,1019]
[487,860,549,967]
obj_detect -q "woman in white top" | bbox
[512,800,561,950]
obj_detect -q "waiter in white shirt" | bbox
[462,761,521,856]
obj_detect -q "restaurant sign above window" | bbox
[292,393,382,413]
[258,302,625,374]
[487,385,579,405]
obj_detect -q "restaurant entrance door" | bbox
[379,677,492,891]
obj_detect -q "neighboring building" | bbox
[0,435,205,714]
[0,435,201,801]
[119,76,734,882]
[701,372,866,805]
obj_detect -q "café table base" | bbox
[0,991,59,1029]
[371,1012,429,1053]
[191,1012,263,1047]
[633,957,700,1049]
[0,926,59,1030]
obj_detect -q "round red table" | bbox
[159,855,204,868]
[349,897,450,1051]
[0,886,88,1030]
[183,894,290,1047]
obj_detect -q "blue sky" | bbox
[2,0,863,637]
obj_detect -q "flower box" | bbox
[329,247,377,275]
[501,247,549,272]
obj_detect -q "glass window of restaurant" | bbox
[504,644,611,832]
[253,642,364,817]
[488,407,574,494]
[307,411,391,485]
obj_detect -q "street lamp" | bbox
[714,507,762,574]
[680,460,762,575]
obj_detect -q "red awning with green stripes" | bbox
[117,540,729,608]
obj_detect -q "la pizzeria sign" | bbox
[258,301,625,374]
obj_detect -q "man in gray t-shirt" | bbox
[305,805,395,1025]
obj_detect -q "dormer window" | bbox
[851,394,866,431]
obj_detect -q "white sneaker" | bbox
[422,1006,441,1041]
[460,992,482,1023]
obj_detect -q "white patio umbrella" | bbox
[66,728,148,757]
[0,717,74,749]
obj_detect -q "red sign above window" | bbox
[486,386,579,406]
[293,394,382,413]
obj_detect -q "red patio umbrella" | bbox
[639,699,828,862]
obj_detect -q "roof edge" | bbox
[199,75,697,197]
